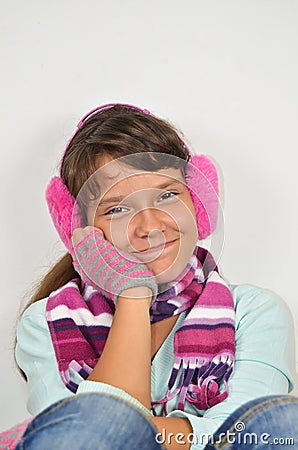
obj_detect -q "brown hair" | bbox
[20,105,189,314]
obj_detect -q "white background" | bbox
[0,0,297,430]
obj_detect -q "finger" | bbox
[71,226,103,247]
[71,228,86,246]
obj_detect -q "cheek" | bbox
[105,217,131,250]
[87,213,113,244]
[93,214,135,251]
[168,200,197,236]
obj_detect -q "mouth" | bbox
[133,239,178,255]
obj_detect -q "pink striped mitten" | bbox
[72,229,158,304]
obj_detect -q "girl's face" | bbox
[86,156,198,284]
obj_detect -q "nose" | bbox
[132,208,167,238]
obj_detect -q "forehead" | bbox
[93,158,185,199]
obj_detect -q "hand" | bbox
[71,226,158,305]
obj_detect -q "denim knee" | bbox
[205,395,298,449]
[17,393,163,450]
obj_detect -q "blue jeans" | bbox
[205,395,298,449]
[16,393,163,450]
[17,394,298,449]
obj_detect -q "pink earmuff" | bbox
[46,104,219,251]
[46,176,84,253]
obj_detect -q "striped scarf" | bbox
[46,246,235,414]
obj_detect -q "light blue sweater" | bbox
[15,283,295,450]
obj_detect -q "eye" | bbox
[104,206,128,216]
[159,191,179,201]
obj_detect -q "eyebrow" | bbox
[99,179,185,206]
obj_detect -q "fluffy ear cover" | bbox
[186,154,219,240]
[45,176,84,252]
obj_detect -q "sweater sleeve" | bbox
[15,298,151,417]
[166,284,295,450]
[15,299,73,415]
[76,381,151,416]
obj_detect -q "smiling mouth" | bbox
[133,239,178,254]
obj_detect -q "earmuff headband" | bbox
[47,103,219,252]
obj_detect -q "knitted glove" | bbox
[72,228,158,305]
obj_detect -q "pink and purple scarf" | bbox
[46,246,235,415]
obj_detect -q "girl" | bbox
[10,104,297,449]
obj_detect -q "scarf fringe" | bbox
[62,360,95,393]
[151,353,234,415]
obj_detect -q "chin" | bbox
[151,262,186,285]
